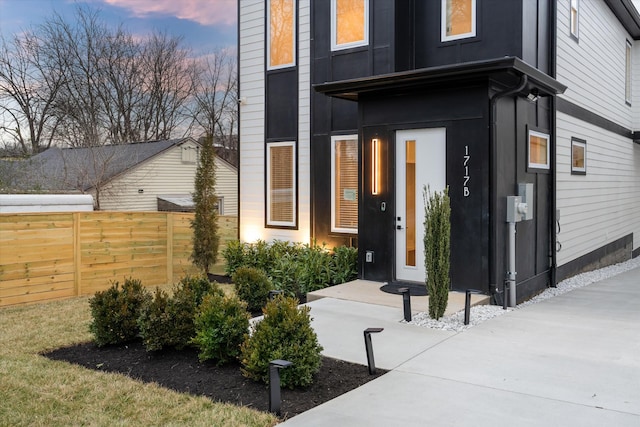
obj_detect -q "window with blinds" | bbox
[528,130,550,170]
[442,0,476,42]
[268,0,296,70]
[332,0,368,51]
[332,136,358,233]
[267,142,296,226]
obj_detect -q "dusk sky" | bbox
[0,0,237,55]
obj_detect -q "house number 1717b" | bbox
[463,145,470,197]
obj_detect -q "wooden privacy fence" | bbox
[0,212,238,307]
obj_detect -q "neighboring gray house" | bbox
[6,138,238,215]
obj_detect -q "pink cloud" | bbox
[103,0,236,26]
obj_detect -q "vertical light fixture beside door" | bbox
[371,138,380,195]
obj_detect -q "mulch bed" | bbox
[43,341,386,420]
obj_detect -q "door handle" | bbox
[396,225,403,230]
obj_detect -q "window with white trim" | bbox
[331,0,369,51]
[626,40,632,104]
[571,138,586,175]
[570,0,579,40]
[266,141,296,227]
[267,0,296,70]
[331,135,358,233]
[528,130,550,170]
[441,0,476,42]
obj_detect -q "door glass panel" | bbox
[405,140,416,267]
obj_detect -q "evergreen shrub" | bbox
[240,296,323,388]
[138,276,224,352]
[423,185,451,320]
[232,266,273,313]
[192,293,250,364]
[89,278,150,346]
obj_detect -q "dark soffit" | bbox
[313,57,567,102]
[604,0,640,39]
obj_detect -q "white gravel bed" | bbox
[408,257,640,332]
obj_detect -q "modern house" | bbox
[238,0,640,302]
[12,138,238,215]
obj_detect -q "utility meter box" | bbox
[518,183,534,221]
[506,196,524,222]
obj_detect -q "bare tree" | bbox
[188,49,238,165]
[138,32,195,141]
[40,7,110,147]
[0,32,65,154]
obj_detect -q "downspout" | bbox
[488,74,528,298]
[549,0,558,287]
[236,0,241,241]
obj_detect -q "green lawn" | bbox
[0,293,277,427]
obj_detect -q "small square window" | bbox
[441,0,476,42]
[528,130,550,170]
[181,146,197,164]
[571,138,586,175]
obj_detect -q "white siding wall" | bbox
[239,0,267,242]
[556,0,640,267]
[557,0,634,129]
[634,43,640,129]
[98,142,238,215]
[556,112,640,265]
[239,0,312,243]
[216,160,239,217]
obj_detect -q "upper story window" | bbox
[441,0,476,42]
[625,40,632,105]
[331,0,369,51]
[268,0,296,70]
[570,0,579,40]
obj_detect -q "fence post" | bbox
[166,213,174,285]
[73,212,82,297]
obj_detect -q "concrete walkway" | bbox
[280,268,640,426]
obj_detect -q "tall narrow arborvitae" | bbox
[423,185,451,320]
[191,136,219,275]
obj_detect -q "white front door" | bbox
[395,128,446,283]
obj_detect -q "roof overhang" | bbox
[604,0,640,39]
[314,57,567,102]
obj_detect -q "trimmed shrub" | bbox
[138,288,173,351]
[222,239,359,296]
[222,240,246,276]
[330,245,358,285]
[138,276,225,352]
[297,243,333,294]
[240,296,323,388]
[89,278,151,347]
[423,185,451,320]
[270,253,303,297]
[192,293,250,364]
[177,275,224,306]
[232,266,273,313]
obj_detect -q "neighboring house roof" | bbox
[17,138,197,193]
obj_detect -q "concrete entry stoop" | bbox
[307,279,490,316]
